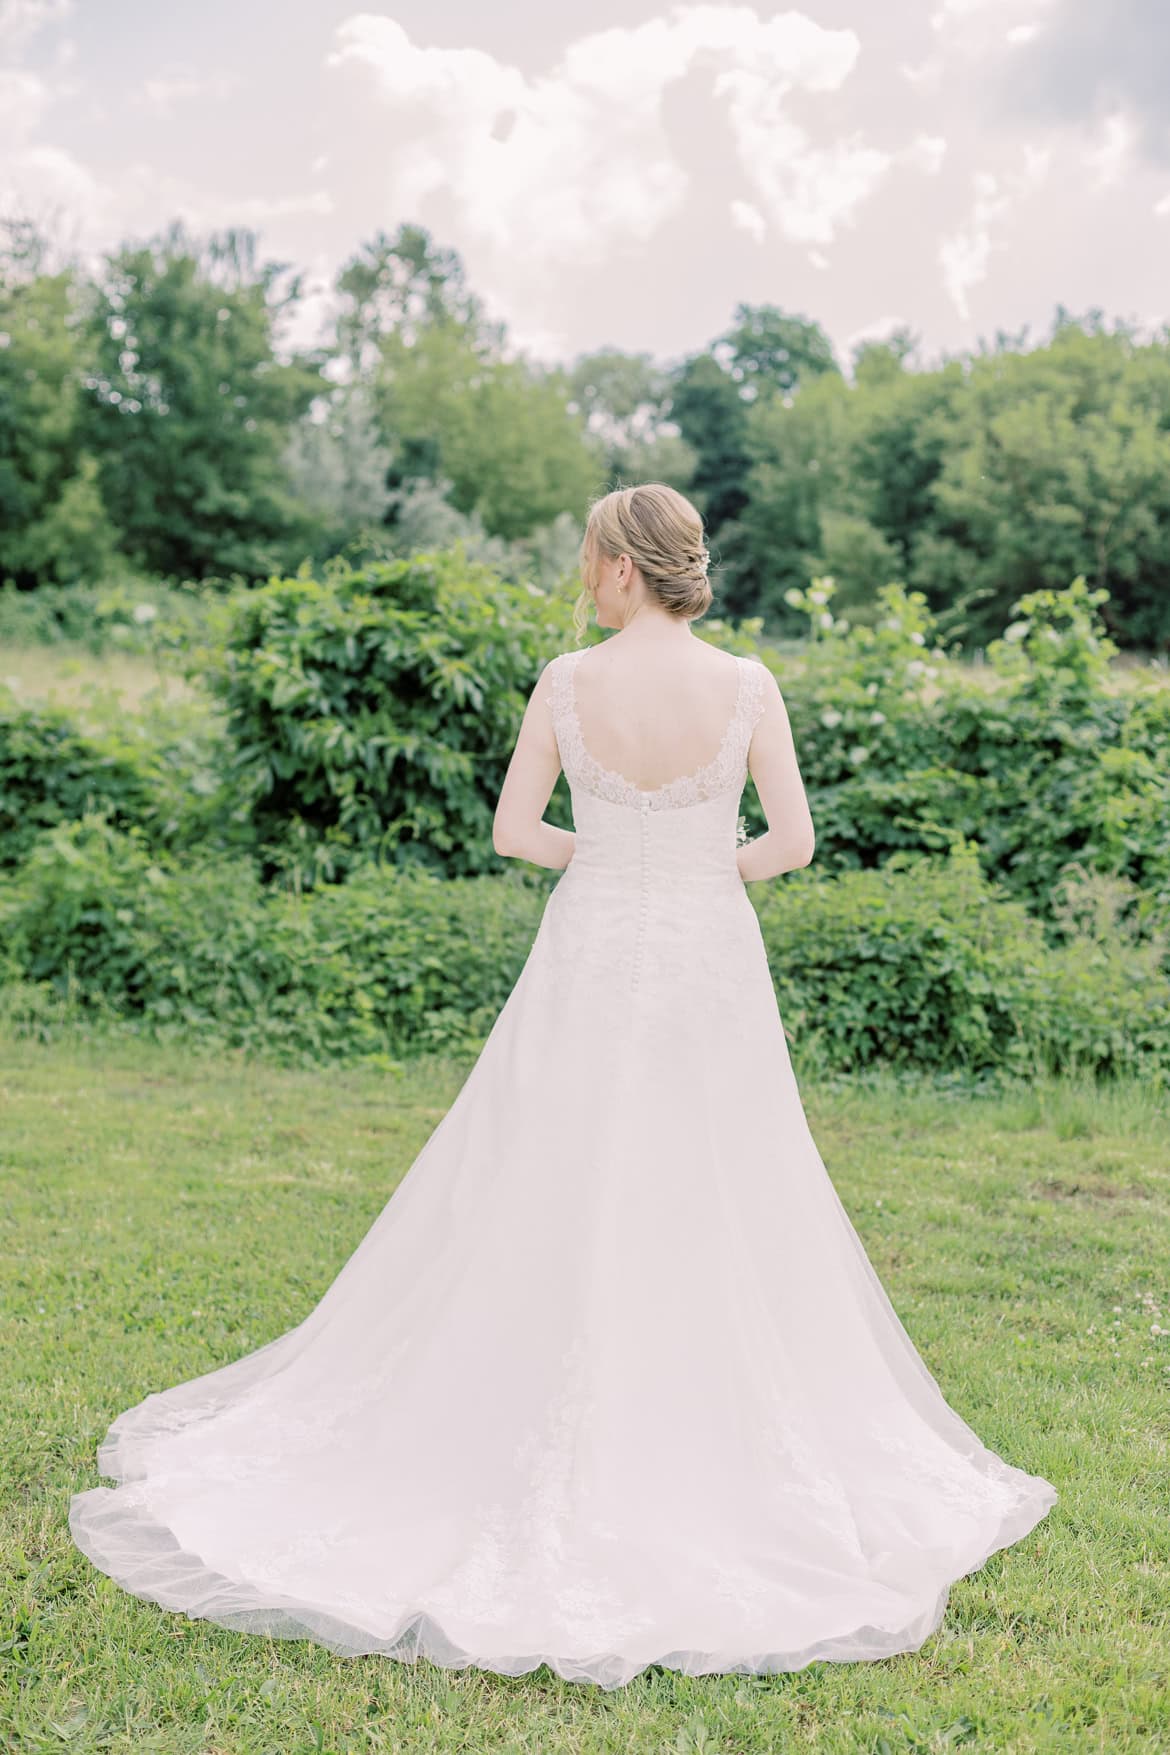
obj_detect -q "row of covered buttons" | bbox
[631,797,652,988]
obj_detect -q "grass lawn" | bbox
[0,643,201,721]
[2,1027,1167,1753]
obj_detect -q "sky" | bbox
[2,0,1168,375]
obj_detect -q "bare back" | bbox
[566,636,743,794]
[491,625,814,876]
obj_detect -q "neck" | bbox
[613,604,696,642]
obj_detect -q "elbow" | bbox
[778,824,815,873]
[791,830,816,869]
[492,814,521,858]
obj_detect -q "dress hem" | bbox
[69,1447,1058,1691]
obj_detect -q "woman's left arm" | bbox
[492,661,576,871]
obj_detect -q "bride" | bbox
[69,482,1057,1690]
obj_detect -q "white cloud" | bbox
[139,70,242,117]
[940,181,1005,318]
[939,148,1050,318]
[4,0,1167,385]
[0,64,49,146]
[730,198,766,243]
[325,6,883,262]
[0,0,75,145]
[902,133,948,175]
[1083,111,1134,187]
[327,14,681,254]
[0,0,89,227]
[6,139,99,207]
[0,0,72,53]
[932,0,1054,27]
[716,64,891,245]
[901,58,943,86]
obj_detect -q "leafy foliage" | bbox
[0,679,243,869]
[3,822,1165,1080]
[373,319,603,540]
[757,845,1169,1082]
[0,818,544,1062]
[0,692,159,869]
[0,232,121,586]
[690,315,1170,650]
[758,577,1170,928]
[204,549,575,883]
[5,209,1170,651]
[77,221,325,582]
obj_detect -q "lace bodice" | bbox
[545,647,768,811]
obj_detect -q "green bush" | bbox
[0,685,245,869]
[203,547,576,885]
[0,691,160,869]
[764,577,1170,928]
[0,818,545,1062]
[757,843,1169,1080]
[3,824,1166,1082]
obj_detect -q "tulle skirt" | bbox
[70,873,1058,1688]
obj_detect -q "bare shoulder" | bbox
[692,640,746,680]
[744,654,783,692]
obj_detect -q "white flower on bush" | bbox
[132,602,158,624]
[870,710,886,725]
[865,681,879,697]
[910,631,925,646]
[1003,620,1030,643]
[907,659,925,678]
[848,745,870,764]
[818,611,834,630]
[783,587,804,608]
[820,707,843,728]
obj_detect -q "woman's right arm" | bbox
[737,667,816,882]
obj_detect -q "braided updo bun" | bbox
[576,483,713,636]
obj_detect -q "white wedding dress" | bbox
[69,645,1057,1690]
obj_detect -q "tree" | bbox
[666,351,752,534]
[911,325,1170,646]
[333,223,495,378]
[78,220,327,582]
[374,321,603,541]
[282,383,393,555]
[0,220,121,584]
[713,372,850,623]
[716,302,840,401]
[566,348,695,488]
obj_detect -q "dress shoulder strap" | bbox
[730,654,769,758]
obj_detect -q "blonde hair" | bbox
[573,482,712,642]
